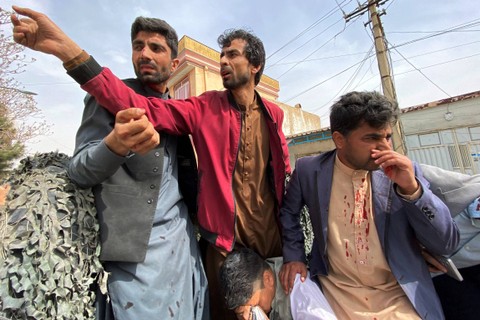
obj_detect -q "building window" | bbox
[470,126,480,141]
[406,135,420,148]
[419,132,440,146]
[440,130,454,144]
[174,77,190,99]
[459,144,474,169]
[455,127,470,143]
[448,145,460,169]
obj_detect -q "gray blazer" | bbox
[420,164,480,216]
[280,149,459,319]
[421,164,480,269]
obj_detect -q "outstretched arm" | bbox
[12,6,197,136]
[11,6,82,62]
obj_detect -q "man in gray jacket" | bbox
[67,17,208,320]
[421,164,480,320]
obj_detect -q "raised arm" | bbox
[11,6,198,136]
[11,6,82,62]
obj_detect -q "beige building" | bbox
[167,36,320,138]
[287,128,334,168]
[402,90,480,174]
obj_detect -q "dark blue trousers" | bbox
[433,264,480,320]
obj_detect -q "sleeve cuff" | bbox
[396,182,423,201]
[66,55,103,85]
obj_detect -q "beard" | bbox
[134,62,171,85]
[342,152,380,171]
[223,72,250,90]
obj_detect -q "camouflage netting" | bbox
[300,205,313,257]
[285,174,314,258]
[0,152,105,319]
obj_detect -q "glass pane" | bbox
[470,126,480,141]
[440,130,454,144]
[406,135,420,148]
[419,133,440,146]
[455,127,470,143]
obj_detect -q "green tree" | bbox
[0,8,49,178]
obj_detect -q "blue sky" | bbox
[2,0,479,155]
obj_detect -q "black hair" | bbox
[219,248,270,310]
[217,29,265,85]
[131,17,178,59]
[330,91,399,136]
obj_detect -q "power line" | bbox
[276,19,349,79]
[269,51,370,67]
[281,15,480,107]
[389,18,480,49]
[390,45,451,97]
[353,51,480,91]
[306,51,480,121]
[394,52,480,76]
[266,0,353,61]
[267,40,480,68]
[309,45,376,123]
[392,40,480,61]
[274,6,369,79]
[266,17,346,71]
[292,49,480,118]
[283,50,376,103]
[325,45,375,108]
[389,30,480,34]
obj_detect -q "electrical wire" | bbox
[276,19,349,79]
[270,37,479,69]
[391,45,451,97]
[281,4,479,111]
[389,18,480,50]
[266,0,353,61]
[283,48,377,103]
[266,17,346,71]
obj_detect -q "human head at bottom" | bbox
[220,248,276,318]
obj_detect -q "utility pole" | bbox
[344,0,407,154]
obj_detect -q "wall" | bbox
[401,93,480,174]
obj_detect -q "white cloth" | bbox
[251,306,269,320]
[290,273,337,320]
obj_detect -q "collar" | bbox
[334,154,368,179]
[141,81,170,99]
[237,94,258,112]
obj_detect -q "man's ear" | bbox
[332,131,344,149]
[170,58,180,72]
[263,269,275,289]
[250,64,261,76]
